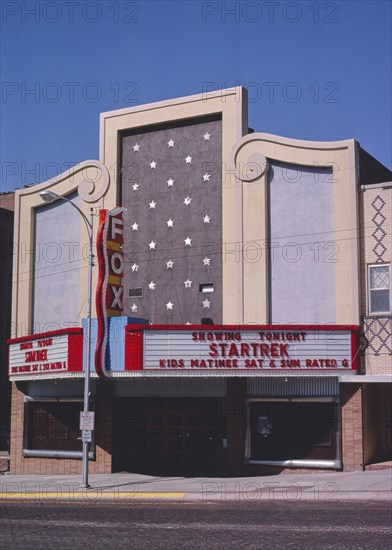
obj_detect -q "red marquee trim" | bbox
[67,332,84,372]
[7,327,83,345]
[125,324,361,333]
[95,209,108,378]
[351,330,360,371]
[125,329,144,370]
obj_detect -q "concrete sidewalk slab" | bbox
[1,470,391,502]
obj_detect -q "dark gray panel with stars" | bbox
[121,116,222,324]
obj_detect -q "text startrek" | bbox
[152,331,349,370]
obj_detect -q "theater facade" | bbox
[8,87,391,475]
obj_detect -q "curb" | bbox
[1,491,391,503]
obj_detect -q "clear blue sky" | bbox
[1,0,391,192]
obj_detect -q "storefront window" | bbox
[246,399,340,466]
[368,264,391,314]
[23,398,94,458]
[27,401,82,452]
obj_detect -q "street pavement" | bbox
[1,500,391,550]
[1,468,391,502]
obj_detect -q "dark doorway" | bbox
[112,397,226,475]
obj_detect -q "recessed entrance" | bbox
[113,397,226,475]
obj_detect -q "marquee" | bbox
[8,328,83,380]
[125,324,360,373]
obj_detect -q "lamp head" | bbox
[39,190,61,204]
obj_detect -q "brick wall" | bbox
[0,192,15,211]
[9,378,367,475]
[340,384,364,471]
[10,381,113,475]
[94,381,113,474]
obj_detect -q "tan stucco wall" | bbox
[231,133,360,325]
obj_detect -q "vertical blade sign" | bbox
[95,207,126,378]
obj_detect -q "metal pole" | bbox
[82,208,94,489]
[39,192,94,489]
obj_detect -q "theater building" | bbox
[8,88,391,475]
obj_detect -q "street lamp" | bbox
[39,190,93,488]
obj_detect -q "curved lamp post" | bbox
[39,190,93,488]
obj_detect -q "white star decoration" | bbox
[127,131,219,312]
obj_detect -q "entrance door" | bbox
[167,412,203,474]
[113,397,226,475]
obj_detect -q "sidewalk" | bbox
[1,469,391,502]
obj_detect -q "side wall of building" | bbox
[0,198,14,458]
[360,182,392,466]
[360,183,392,374]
